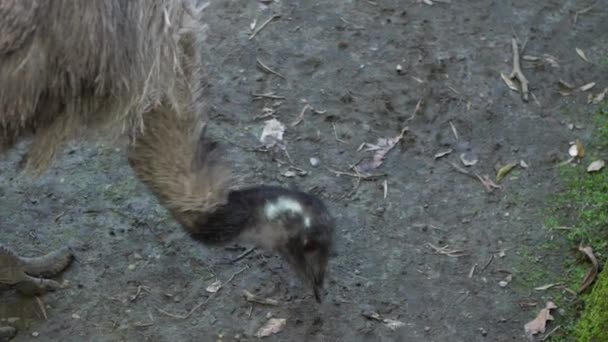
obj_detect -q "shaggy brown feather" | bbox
[0,0,204,173]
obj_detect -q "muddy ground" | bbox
[2,0,608,341]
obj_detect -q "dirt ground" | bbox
[2,0,608,341]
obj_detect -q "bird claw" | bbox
[0,244,73,295]
[0,326,17,342]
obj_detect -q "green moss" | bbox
[575,269,608,341]
[538,103,608,340]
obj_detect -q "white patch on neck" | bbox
[264,197,304,220]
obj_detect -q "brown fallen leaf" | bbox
[501,72,519,92]
[255,318,287,338]
[260,119,286,148]
[496,163,517,182]
[577,245,599,293]
[576,47,589,63]
[524,301,557,336]
[242,290,279,305]
[568,140,585,159]
[205,280,222,293]
[355,127,408,173]
[579,82,596,92]
[587,160,605,173]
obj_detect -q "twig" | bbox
[256,59,286,79]
[333,123,348,144]
[481,254,494,271]
[405,99,422,122]
[35,296,48,320]
[541,325,561,341]
[449,121,459,141]
[291,104,311,127]
[468,264,478,278]
[251,92,286,100]
[509,37,529,101]
[230,247,255,263]
[427,243,466,257]
[157,265,249,319]
[573,3,596,25]
[249,14,281,40]
[327,168,385,180]
[243,290,279,306]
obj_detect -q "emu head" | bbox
[261,194,335,302]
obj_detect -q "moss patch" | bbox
[541,104,608,340]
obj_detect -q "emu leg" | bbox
[0,326,17,342]
[0,244,73,295]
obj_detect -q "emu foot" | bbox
[0,244,73,296]
[0,326,17,342]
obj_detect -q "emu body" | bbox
[0,0,334,339]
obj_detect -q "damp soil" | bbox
[2,1,608,341]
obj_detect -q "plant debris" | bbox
[434,149,453,159]
[586,160,605,173]
[255,318,287,337]
[496,163,517,182]
[260,119,286,148]
[427,243,466,257]
[577,245,599,293]
[589,87,608,104]
[460,152,478,167]
[534,283,562,291]
[242,290,279,306]
[575,47,589,63]
[498,274,512,287]
[568,140,585,159]
[205,280,222,293]
[355,127,408,173]
[579,82,596,92]
[524,301,557,337]
[361,310,407,331]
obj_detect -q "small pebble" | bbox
[32,331,39,337]
[127,264,136,270]
[396,64,403,74]
[72,313,80,320]
[309,157,320,167]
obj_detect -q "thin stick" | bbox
[481,254,494,271]
[333,123,348,144]
[291,104,311,127]
[541,325,561,341]
[251,92,286,100]
[256,59,286,79]
[249,14,281,40]
[157,266,249,319]
[327,168,385,180]
[35,296,48,320]
[468,264,478,278]
[230,247,255,263]
[509,38,529,101]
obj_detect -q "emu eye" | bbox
[303,239,318,252]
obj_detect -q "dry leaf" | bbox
[579,82,596,92]
[243,290,279,305]
[355,127,408,173]
[434,149,453,159]
[543,54,559,68]
[255,318,287,337]
[524,301,557,336]
[383,318,406,331]
[587,160,605,173]
[205,280,222,293]
[590,88,608,104]
[260,119,286,147]
[501,72,519,92]
[576,48,589,63]
[568,140,585,158]
[534,283,561,291]
[558,79,575,89]
[520,160,529,168]
[460,153,478,167]
[577,245,599,293]
[496,163,517,182]
[499,274,513,287]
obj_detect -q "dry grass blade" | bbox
[256,59,286,79]
[249,14,281,40]
[577,245,599,293]
[243,290,279,305]
[427,243,466,257]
